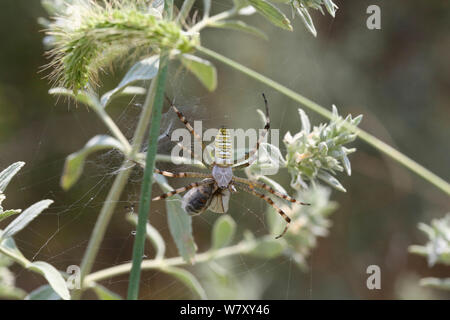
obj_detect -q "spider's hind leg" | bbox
[234,182,291,239]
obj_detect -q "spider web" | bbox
[3,0,342,300]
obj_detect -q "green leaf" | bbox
[0,209,21,223]
[28,261,70,300]
[323,0,338,17]
[180,54,217,91]
[248,0,292,31]
[0,162,25,193]
[100,55,159,107]
[101,86,146,107]
[341,153,351,176]
[160,266,207,299]
[91,283,123,300]
[61,135,125,190]
[0,235,27,264]
[126,213,166,260]
[210,20,268,40]
[154,174,197,264]
[298,108,311,134]
[317,171,346,192]
[295,5,317,36]
[25,285,61,300]
[1,200,53,240]
[248,236,286,258]
[212,215,236,250]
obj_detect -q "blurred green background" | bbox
[0,0,449,299]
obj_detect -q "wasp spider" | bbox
[153,94,308,239]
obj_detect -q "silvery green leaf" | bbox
[295,5,317,37]
[0,235,27,263]
[210,20,268,40]
[101,86,146,107]
[298,109,311,134]
[101,55,159,107]
[248,0,293,31]
[341,153,351,176]
[323,0,338,17]
[127,213,166,260]
[420,277,450,291]
[153,174,197,264]
[2,200,53,240]
[25,285,61,300]
[49,88,102,112]
[331,104,339,118]
[418,222,435,239]
[352,114,363,126]
[91,283,122,300]
[0,162,24,193]
[248,236,286,258]
[0,210,21,223]
[212,215,236,250]
[180,54,217,91]
[238,5,257,15]
[28,261,70,300]
[61,135,125,190]
[160,266,207,299]
[317,171,346,192]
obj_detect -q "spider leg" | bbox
[165,95,208,166]
[152,178,214,201]
[234,182,290,239]
[161,126,204,165]
[233,93,270,169]
[154,169,212,179]
[232,176,310,206]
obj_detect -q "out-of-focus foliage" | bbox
[267,184,338,269]
[0,254,26,299]
[409,214,450,291]
[0,162,70,300]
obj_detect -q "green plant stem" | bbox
[71,67,163,300]
[95,106,132,154]
[126,0,173,300]
[177,0,196,23]
[189,8,237,33]
[196,45,450,196]
[0,245,30,269]
[84,240,255,286]
[127,55,169,300]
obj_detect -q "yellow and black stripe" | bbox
[214,127,233,166]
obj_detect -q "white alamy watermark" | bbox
[366,265,381,290]
[366,5,381,30]
[66,265,81,290]
[170,122,281,176]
